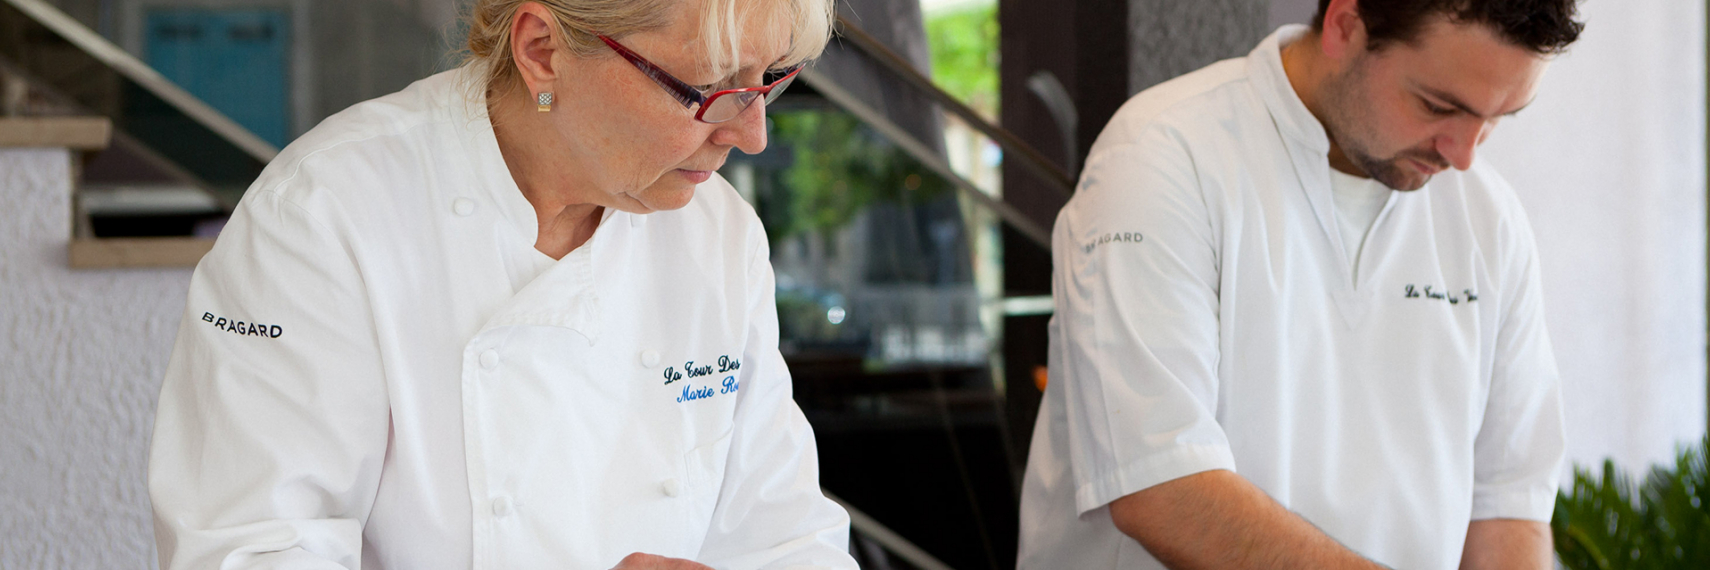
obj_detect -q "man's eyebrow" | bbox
[1417,85,1534,119]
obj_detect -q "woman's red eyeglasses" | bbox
[598,34,801,124]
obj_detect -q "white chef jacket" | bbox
[148,66,856,570]
[1018,25,1565,569]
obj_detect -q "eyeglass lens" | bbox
[700,72,798,123]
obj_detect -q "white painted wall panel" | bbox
[1480,0,1708,475]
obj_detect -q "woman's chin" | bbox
[628,181,697,213]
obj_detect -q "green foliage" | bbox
[1555,437,1710,569]
[766,110,951,241]
[925,3,999,118]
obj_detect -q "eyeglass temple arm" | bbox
[599,35,705,109]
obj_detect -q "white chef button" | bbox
[479,349,499,370]
[453,197,476,216]
[640,349,661,368]
[661,478,682,498]
[491,496,513,517]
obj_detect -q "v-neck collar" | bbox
[1249,26,1391,327]
[1251,26,1344,258]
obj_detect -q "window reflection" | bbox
[730,105,987,370]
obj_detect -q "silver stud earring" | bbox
[537,92,554,113]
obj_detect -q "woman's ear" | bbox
[510,2,562,96]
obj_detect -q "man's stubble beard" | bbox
[1319,55,1448,192]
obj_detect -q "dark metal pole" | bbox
[1071,0,1129,170]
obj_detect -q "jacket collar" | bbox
[446,65,609,344]
[1249,25,1331,156]
[1248,25,1361,281]
[448,64,553,249]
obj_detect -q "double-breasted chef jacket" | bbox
[148,66,857,570]
[1018,25,1566,570]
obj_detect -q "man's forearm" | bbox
[1459,519,1552,570]
[1107,470,1388,570]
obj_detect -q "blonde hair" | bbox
[463,0,832,100]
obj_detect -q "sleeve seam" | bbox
[1073,444,1236,515]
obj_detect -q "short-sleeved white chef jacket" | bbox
[148,66,856,570]
[1018,25,1566,569]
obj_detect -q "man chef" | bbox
[1020,0,1583,568]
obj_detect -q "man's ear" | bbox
[510,2,562,96]
[1319,0,1368,62]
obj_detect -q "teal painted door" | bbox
[146,8,290,148]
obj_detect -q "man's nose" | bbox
[1437,118,1492,171]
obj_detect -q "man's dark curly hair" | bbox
[1311,0,1585,54]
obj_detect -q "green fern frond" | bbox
[1555,437,1710,570]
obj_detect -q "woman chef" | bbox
[146,0,856,567]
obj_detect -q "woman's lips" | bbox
[678,169,713,184]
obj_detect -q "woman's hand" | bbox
[609,552,715,570]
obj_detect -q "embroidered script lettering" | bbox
[677,375,741,403]
[664,354,740,385]
[1403,285,1477,306]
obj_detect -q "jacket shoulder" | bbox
[1089,57,1256,153]
[260,72,464,187]
[237,71,471,220]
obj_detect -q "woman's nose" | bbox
[711,98,768,154]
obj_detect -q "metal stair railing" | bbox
[829,490,959,570]
[832,14,1074,200]
[803,14,1076,250]
[2,0,277,162]
[797,67,1052,247]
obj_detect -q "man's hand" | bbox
[1108,470,1389,570]
[608,553,715,570]
[1459,519,1552,570]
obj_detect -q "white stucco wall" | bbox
[1,147,188,569]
